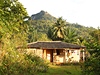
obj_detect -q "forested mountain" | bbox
[28,10,96,43]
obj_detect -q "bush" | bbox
[81,46,100,75]
[25,53,49,72]
[0,50,49,75]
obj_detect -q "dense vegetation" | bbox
[0,0,100,75]
[81,29,100,75]
[0,0,48,75]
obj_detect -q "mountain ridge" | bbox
[31,10,56,21]
[30,10,95,29]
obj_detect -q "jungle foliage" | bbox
[0,0,48,75]
[81,28,100,75]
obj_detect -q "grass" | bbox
[36,64,82,75]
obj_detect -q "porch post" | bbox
[43,49,46,59]
[64,49,66,63]
[53,49,57,63]
[83,49,85,62]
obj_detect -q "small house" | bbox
[27,41,85,64]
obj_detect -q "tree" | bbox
[28,25,38,42]
[0,0,32,74]
[28,20,51,42]
[0,0,49,75]
[64,27,77,43]
[0,0,28,48]
[81,43,100,75]
[90,28,100,44]
[81,28,100,75]
[48,17,67,41]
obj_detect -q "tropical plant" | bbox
[0,0,49,75]
[64,27,77,43]
[0,50,49,75]
[81,42,100,75]
[48,17,67,41]
[90,27,100,44]
[81,29,100,75]
[28,26,38,42]
[0,0,28,48]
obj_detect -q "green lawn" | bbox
[36,65,82,75]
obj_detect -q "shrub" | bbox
[25,53,49,72]
[81,46,100,75]
[0,50,49,75]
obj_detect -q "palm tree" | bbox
[64,27,77,43]
[52,17,67,41]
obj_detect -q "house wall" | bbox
[27,48,43,58]
[53,49,65,64]
[27,48,53,62]
[65,50,80,62]
[53,49,81,64]
[27,48,82,63]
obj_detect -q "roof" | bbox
[27,41,85,49]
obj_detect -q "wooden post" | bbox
[53,49,57,63]
[83,49,85,62]
[44,49,46,59]
[64,49,66,63]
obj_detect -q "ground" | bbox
[36,64,82,75]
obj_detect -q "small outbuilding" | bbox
[27,41,85,64]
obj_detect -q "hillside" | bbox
[28,10,96,42]
[30,10,95,29]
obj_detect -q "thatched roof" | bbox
[28,41,85,49]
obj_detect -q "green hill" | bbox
[28,10,96,42]
[30,10,95,29]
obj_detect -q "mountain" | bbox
[31,10,56,21]
[28,10,96,42]
[30,10,95,29]
[29,10,95,33]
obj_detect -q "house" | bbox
[27,41,85,64]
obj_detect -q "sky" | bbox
[19,0,100,28]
